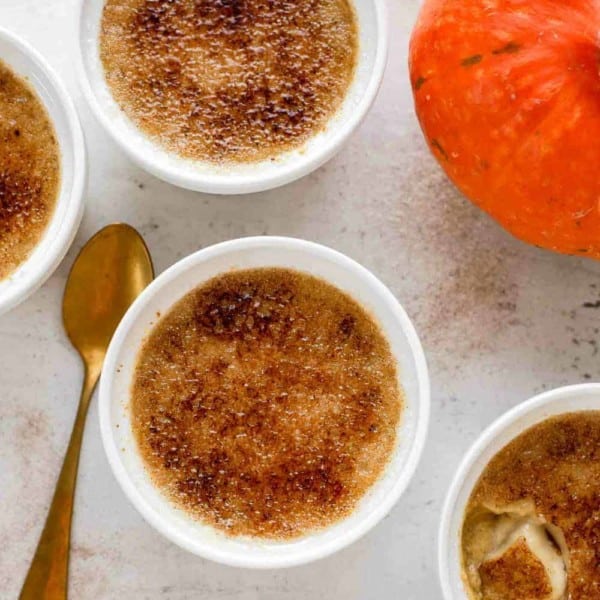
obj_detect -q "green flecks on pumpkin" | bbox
[431,139,449,160]
[414,76,427,90]
[492,41,521,55]
[461,54,483,67]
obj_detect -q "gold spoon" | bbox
[19,224,154,599]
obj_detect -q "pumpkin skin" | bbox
[409,0,600,258]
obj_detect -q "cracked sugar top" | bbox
[0,60,60,280]
[131,267,403,539]
[461,412,600,600]
[100,0,359,163]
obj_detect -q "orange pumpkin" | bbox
[409,0,600,258]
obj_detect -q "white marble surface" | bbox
[2,1,600,598]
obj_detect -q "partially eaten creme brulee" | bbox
[461,412,600,600]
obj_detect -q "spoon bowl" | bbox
[63,224,154,363]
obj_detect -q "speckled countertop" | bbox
[2,1,600,598]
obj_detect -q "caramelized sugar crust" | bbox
[462,412,600,599]
[131,268,403,538]
[0,60,60,279]
[478,538,553,600]
[100,0,358,163]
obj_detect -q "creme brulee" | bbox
[461,411,600,600]
[99,0,358,163]
[0,59,60,279]
[131,267,403,539]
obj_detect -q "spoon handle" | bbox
[19,364,101,600]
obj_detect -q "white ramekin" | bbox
[99,236,430,568]
[439,383,600,598]
[76,0,388,194]
[0,28,86,315]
